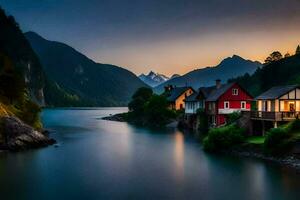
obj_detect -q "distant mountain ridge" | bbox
[139,71,171,87]
[25,31,148,106]
[154,55,262,93]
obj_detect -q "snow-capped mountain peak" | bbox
[139,71,170,87]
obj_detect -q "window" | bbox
[241,101,246,109]
[232,88,238,95]
[224,101,230,109]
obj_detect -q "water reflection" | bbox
[0,108,300,200]
[173,131,185,181]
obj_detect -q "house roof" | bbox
[255,85,299,100]
[206,83,235,101]
[185,92,199,102]
[199,86,215,98]
[166,87,194,102]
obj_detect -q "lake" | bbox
[0,108,300,200]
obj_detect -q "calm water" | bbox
[0,108,300,200]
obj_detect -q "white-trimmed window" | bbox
[241,101,246,109]
[232,88,238,95]
[224,101,230,109]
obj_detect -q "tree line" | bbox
[264,45,300,64]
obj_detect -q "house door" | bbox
[180,104,183,110]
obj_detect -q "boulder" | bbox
[0,116,56,151]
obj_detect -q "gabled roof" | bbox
[185,86,215,102]
[206,83,235,101]
[166,87,194,102]
[199,86,215,98]
[185,92,199,102]
[255,85,299,100]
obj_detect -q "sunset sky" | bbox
[1,0,300,76]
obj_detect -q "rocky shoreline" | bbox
[223,144,300,171]
[102,113,127,122]
[0,116,56,152]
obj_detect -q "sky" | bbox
[1,0,300,76]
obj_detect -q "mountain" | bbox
[0,8,45,105]
[229,53,300,97]
[154,55,262,93]
[139,71,170,87]
[170,74,180,79]
[25,32,148,106]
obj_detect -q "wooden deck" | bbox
[250,111,300,121]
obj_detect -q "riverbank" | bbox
[103,113,300,171]
[102,113,127,122]
[222,143,300,171]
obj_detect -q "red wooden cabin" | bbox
[205,80,253,127]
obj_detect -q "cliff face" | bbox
[0,8,45,105]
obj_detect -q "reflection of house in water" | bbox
[164,85,195,110]
[251,85,300,133]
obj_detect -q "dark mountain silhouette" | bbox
[25,32,148,106]
[154,55,262,93]
[229,53,300,97]
[0,8,45,105]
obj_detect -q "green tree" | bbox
[128,87,153,112]
[296,45,300,55]
[264,51,283,64]
[144,95,176,127]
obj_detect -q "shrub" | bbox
[18,100,42,130]
[203,124,245,152]
[285,118,300,132]
[227,112,241,125]
[263,127,292,155]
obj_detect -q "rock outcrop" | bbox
[0,116,55,151]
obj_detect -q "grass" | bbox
[246,136,265,145]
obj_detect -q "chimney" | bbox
[216,79,221,89]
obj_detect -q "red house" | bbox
[205,80,253,127]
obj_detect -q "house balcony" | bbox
[250,111,300,121]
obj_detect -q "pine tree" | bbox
[296,45,300,55]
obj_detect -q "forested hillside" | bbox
[229,53,300,96]
[0,7,45,105]
[26,32,148,107]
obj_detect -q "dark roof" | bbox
[199,86,216,98]
[185,92,199,102]
[206,83,235,101]
[166,87,194,102]
[255,85,299,100]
